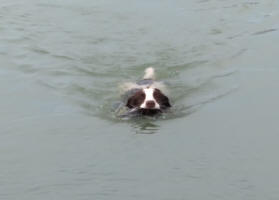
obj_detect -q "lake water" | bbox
[1,0,279,199]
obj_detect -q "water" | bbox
[1,0,279,199]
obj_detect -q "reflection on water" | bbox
[127,104,202,134]
[131,120,159,134]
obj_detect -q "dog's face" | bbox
[126,88,171,112]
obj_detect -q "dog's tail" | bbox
[143,67,155,79]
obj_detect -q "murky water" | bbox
[1,0,279,199]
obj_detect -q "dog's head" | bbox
[126,87,171,115]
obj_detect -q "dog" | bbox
[120,67,171,116]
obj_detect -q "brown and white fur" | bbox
[120,67,171,116]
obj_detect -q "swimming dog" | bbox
[120,67,171,116]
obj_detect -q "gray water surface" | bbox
[1,0,279,199]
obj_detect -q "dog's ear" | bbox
[153,89,171,108]
[126,90,146,108]
[126,97,134,108]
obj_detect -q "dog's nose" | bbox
[146,100,155,109]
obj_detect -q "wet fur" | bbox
[118,68,171,116]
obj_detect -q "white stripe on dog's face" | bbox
[140,88,160,109]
